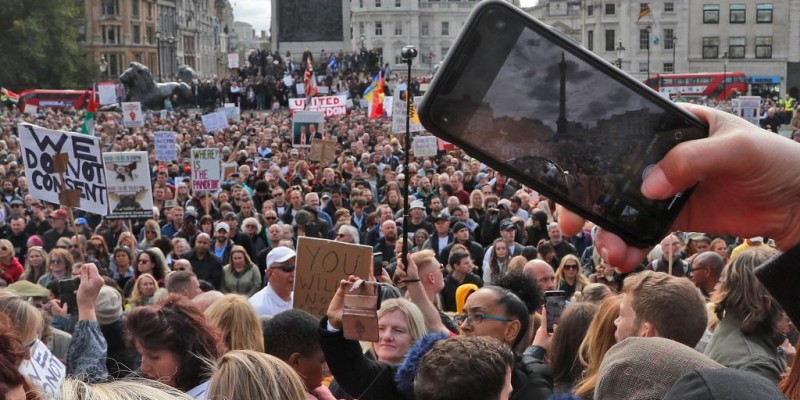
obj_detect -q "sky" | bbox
[231,0,540,36]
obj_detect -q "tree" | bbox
[0,0,95,91]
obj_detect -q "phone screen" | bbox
[58,279,80,316]
[545,291,566,333]
[421,2,708,246]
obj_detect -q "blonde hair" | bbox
[47,248,74,275]
[128,273,158,308]
[369,298,426,362]
[205,294,264,352]
[0,239,13,262]
[60,378,193,399]
[0,291,42,345]
[117,231,137,249]
[573,295,620,398]
[208,350,307,400]
[507,255,528,274]
[22,246,48,282]
[555,254,589,290]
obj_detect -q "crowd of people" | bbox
[1,65,800,399]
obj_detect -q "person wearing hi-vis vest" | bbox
[783,93,797,124]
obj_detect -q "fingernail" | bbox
[641,166,671,199]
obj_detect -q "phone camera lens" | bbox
[440,115,449,124]
[495,20,506,30]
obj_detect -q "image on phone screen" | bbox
[545,291,566,333]
[421,2,708,246]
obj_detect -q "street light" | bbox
[615,40,625,69]
[645,25,652,87]
[672,34,677,73]
[721,51,728,101]
[156,31,163,81]
[98,56,108,79]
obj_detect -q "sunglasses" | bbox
[563,264,579,271]
[270,265,296,273]
[265,216,277,220]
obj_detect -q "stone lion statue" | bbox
[119,62,194,110]
[177,65,199,84]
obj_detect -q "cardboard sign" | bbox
[391,93,425,134]
[121,102,144,128]
[191,148,221,192]
[293,237,372,318]
[19,340,65,395]
[222,161,238,180]
[292,110,325,148]
[103,151,154,219]
[413,136,438,157]
[289,95,348,117]
[18,123,108,215]
[228,53,240,69]
[154,131,177,161]
[201,110,228,133]
[309,139,337,165]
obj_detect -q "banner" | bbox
[289,95,348,117]
[201,110,228,133]
[227,53,240,69]
[292,111,325,148]
[154,131,177,161]
[98,82,117,105]
[103,151,154,219]
[293,237,372,317]
[191,148,221,192]
[121,102,144,128]
[18,123,108,215]
[19,340,65,395]
[413,136,438,157]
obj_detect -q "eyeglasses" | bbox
[265,216,277,220]
[563,264,579,271]
[337,233,350,238]
[453,313,513,326]
[138,259,151,264]
[10,204,22,208]
[270,265,296,273]
[273,193,284,196]
[50,259,64,265]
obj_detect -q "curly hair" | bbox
[0,313,28,398]
[125,294,225,392]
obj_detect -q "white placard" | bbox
[201,110,228,133]
[217,105,240,122]
[391,94,425,134]
[98,82,117,105]
[104,151,154,219]
[413,136,438,157]
[292,111,325,148]
[228,53,240,69]
[19,340,65,395]
[154,131,177,161]
[23,104,38,115]
[18,123,108,215]
[296,83,305,95]
[191,148,221,192]
[121,102,144,128]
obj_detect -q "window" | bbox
[638,62,648,73]
[102,0,119,16]
[147,26,155,45]
[587,30,593,51]
[756,3,773,23]
[102,25,121,44]
[587,5,593,15]
[664,29,674,50]
[375,0,381,7]
[663,62,674,73]
[375,21,383,36]
[441,47,450,58]
[359,0,363,7]
[604,29,615,51]
[132,24,141,44]
[605,3,615,15]
[132,0,139,17]
[107,54,122,76]
[730,4,745,23]
[395,49,402,65]
[421,21,429,36]
[134,53,142,63]
[422,52,432,65]
[359,22,364,35]
[442,21,449,36]
[703,4,720,23]
[394,22,402,36]
[147,2,153,19]
[664,2,674,12]
[639,29,650,50]
[396,0,401,6]
[376,48,384,65]
[756,37,772,58]
[702,37,719,59]
[728,37,745,58]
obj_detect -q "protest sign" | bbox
[288,95,348,117]
[296,83,305,95]
[413,136,438,157]
[19,340,65,395]
[98,82,118,105]
[18,123,108,215]
[154,131,177,161]
[222,161,238,180]
[437,138,455,151]
[217,104,241,122]
[391,93,425,134]
[309,139,337,165]
[23,104,38,115]
[103,151,154,219]
[736,96,762,126]
[292,111,325,148]
[201,110,228,133]
[227,53,239,68]
[384,96,393,117]
[318,86,330,94]
[293,237,372,318]
[191,148,221,192]
[121,102,144,128]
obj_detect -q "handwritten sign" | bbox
[391,94,425,134]
[154,131,177,161]
[228,53,240,69]
[19,340,65,395]
[191,148,220,192]
[121,102,144,128]
[293,237,372,318]
[289,95,348,117]
[18,123,108,215]
[309,139,337,165]
[201,110,228,133]
[413,136,438,157]
[104,151,154,219]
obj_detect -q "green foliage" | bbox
[0,0,95,91]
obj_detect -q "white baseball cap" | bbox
[266,247,296,269]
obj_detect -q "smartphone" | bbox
[544,290,567,333]
[372,252,384,277]
[419,1,708,247]
[58,278,80,316]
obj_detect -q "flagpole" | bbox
[400,45,417,266]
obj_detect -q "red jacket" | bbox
[0,257,24,284]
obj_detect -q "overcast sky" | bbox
[231,0,540,35]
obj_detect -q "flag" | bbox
[328,55,338,73]
[0,88,19,103]
[363,72,385,119]
[81,85,97,135]
[406,90,420,125]
[638,4,651,21]
[303,58,318,99]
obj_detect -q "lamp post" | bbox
[672,34,677,73]
[646,25,652,87]
[721,51,728,101]
[98,56,108,79]
[156,31,163,81]
[615,40,625,69]
[400,44,417,267]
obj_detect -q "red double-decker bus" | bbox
[18,89,91,110]
[645,72,749,101]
